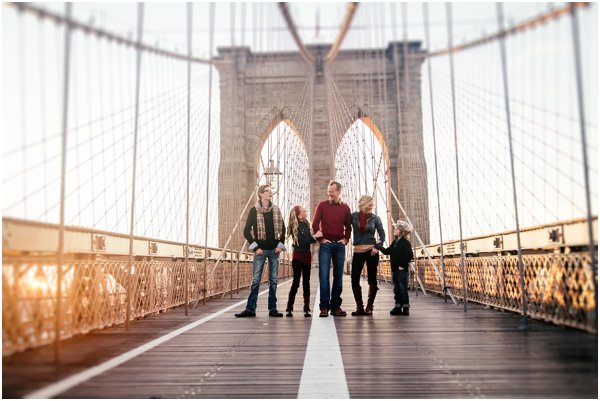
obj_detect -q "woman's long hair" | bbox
[287,209,299,245]
[287,206,311,246]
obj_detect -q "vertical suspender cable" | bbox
[497,3,527,325]
[445,3,468,312]
[390,3,402,231]
[569,3,597,330]
[203,2,215,305]
[423,3,447,302]
[56,2,73,364]
[126,3,144,331]
[401,3,410,212]
[184,2,192,316]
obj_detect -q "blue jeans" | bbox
[318,241,346,310]
[392,269,409,307]
[245,249,280,312]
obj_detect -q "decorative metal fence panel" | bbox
[380,251,595,333]
[2,256,291,356]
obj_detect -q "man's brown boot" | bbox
[319,308,329,317]
[331,307,347,316]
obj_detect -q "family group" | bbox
[234,180,414,319]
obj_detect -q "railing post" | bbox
[184,2,193,317]
[569,2,597,329]
[496,3,527,326]
[423,3,448,303]
[236,251,241,293]
[203,258,207,305]
[445,3,468,311]
[56,2,73,364]
[126,3,144,331]
[202,2,215,309]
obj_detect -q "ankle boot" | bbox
[351,286,366,316]
[303,293,311,317]
[364,285,378,315]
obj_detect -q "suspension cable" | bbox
[278,3,315,63]
[5,2,212,64]
[446,3,468,311]
[427,2,589,58]
[324,2,359,63]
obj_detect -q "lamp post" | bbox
[263,159,283,197]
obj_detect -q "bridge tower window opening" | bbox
[257,120,310,231]
[335,118,391,242]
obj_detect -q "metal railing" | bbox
[2,218,292,356]
[377,217,597,333]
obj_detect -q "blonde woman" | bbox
[350,195,385,316]
[285,205,322,317]
[235,184,286,318]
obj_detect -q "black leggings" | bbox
[351,250,379,288]
[289,259,311,297]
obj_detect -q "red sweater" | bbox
[312,200,352,242]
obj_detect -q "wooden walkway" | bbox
[3,271,597,398]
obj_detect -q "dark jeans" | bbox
[318,241,346,310]
[287,259,311,310]
[392,269,409,307]
[350,250,379,288]
[245,249,279,312]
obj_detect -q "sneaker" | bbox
[304,310,311,318]
[331,308,347,317]
[319,308,329,317]
[234,310,256,318]
[402,307,410,316]
[390,307,402,315]
[269,310,283,317]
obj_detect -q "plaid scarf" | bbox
[255,201,284,241]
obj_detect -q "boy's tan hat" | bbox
[393,220,413,233]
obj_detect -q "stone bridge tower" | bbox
[214,42,429,250]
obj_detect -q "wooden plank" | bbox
[336,275,598,398]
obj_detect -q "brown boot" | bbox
[364,284,378,315]
[351,286,366,316]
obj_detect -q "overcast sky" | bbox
[3,2,597,246]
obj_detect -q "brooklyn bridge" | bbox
[2,2,597,398]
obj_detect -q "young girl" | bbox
[285,205,322,317]
[377,220,414,316]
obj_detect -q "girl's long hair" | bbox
[287,206,311,246]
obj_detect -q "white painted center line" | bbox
[25,279,292,399]
[297,288,350,399]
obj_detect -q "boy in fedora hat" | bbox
[376,220,414,316]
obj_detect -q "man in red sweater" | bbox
[312,180,352,317]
